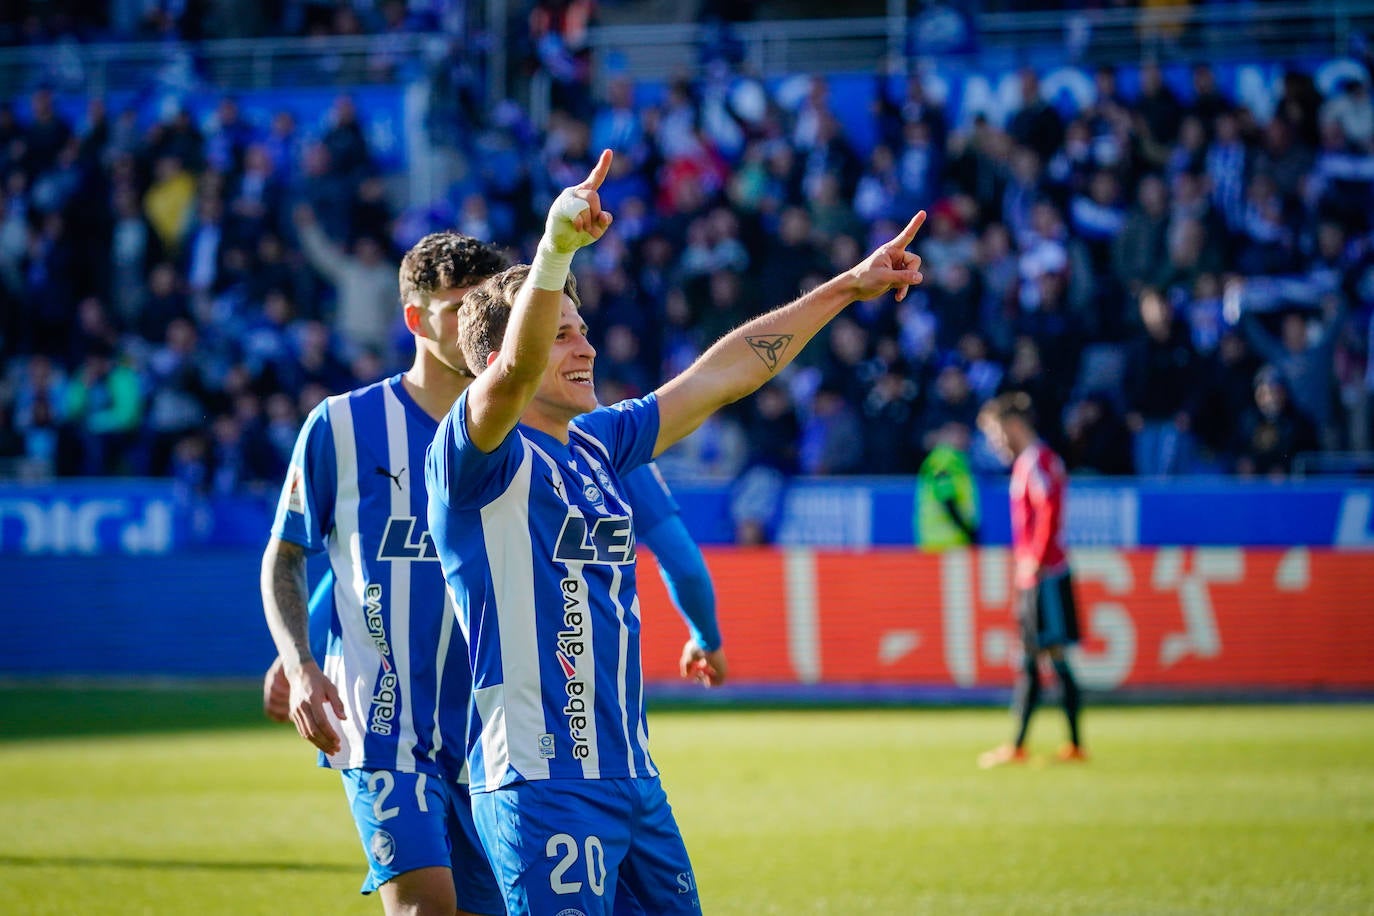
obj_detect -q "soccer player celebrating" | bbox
[262,231,510,916]
[976,392,1087,768]
[261,229,725,915]
[426,148,925,915]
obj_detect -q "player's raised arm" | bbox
[652,210,926,456]
[463,149,614,452]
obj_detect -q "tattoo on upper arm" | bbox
[745,334,794,372]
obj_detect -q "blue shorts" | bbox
[340,768,503,914]
[472,776,702,916]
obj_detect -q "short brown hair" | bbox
[458,264,581,374]
[979,391,1037,428]
[398,231,509,308]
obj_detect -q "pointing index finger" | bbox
[579,149,614,191]
[889,210,927,250]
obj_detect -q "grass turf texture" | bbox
[0,688,1370,914]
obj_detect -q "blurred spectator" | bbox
[294,203,397,362]
[1124,288,1199,475]
[918,364,980,454]
[143,156,197,254]
[916,420,979,550]
[1112,173,1170,307]
[1320,77,1374,150]
[1235,368,1319,478]
[798,381,864,475]
[1194,328,1261,470]
[1240,294,1346,449]
[1206,111,1248,234]
[731,381,801,544]
[142,317,213,475]
[1063,392,1133,475]
[999,336,1063,450]
[1187,64,1230,126]
[1136,60,1183,148]
[60,342,143,476]
[1008,69,1064,162]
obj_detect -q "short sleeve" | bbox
[271,400,337,553]
[570,393,661,477]
[426,388,528,511]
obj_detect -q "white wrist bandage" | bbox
[530,189,594,290]
[530,243,574,292]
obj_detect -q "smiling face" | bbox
[524,297,598,432]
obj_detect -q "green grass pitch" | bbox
[0,687,1370,914]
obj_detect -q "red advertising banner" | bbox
[637,548,1374,690]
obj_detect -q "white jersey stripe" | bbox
[480,443,550,782]
[325,394,373,767]
[629,594,657,776]
[473,685,507,785]
[574,428,612,460]
[566,555,600,779]
[610,563,634,778]
[528,443,570,507]
[382,386,419,772]
[438,585,464,783]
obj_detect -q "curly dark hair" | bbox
[398,231,510,308]
[458,264,581,375]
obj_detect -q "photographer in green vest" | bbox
[916,420,980,551]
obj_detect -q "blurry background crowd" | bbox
[2,0,1373,518]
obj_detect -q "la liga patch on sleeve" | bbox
[286,466,305,514]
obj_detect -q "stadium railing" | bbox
[0,33,437,97]
[5,3,1374,102]
[585,1,1374,85]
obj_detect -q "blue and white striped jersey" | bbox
[426,391,660,792]
[619,460,680,534]
[272,374,468,781]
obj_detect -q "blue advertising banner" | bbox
[3,479,1373,555]
[0,480,186,555]
[667,477,1374,550]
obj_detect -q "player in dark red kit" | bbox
[976,392,1086,767]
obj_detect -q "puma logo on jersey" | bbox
[375,466,405,490]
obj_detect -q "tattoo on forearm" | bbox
[270,544,312,661]
[746,334,794,372]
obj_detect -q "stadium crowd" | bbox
[2,28,1373,528]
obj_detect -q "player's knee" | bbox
[379,866,457,916]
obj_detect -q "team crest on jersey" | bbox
[593,466,617,498]
[370,829,396,866]
[555,909,587,916]
[581,479,604,507]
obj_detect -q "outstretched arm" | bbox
[463,150,614,452]
[652,211,926,456]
